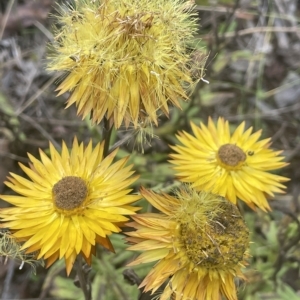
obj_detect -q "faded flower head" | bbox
[0,138,140,275]
[48,0,201,128]
[0,229,41,273]
[126,186,249,300]
[170,117,289,211]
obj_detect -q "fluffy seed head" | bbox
[48,0,202,128]
[126,186,250,300]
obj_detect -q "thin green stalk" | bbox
[102,117,113,157]
[76,254,91,300]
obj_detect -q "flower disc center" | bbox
[217,143,246,170]
[53,176,87,210]
[180,201,249,269]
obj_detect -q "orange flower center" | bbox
[52,176,87,210]
[179,200,249,269]
[217,143,246,170]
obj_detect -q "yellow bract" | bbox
[170,117,289,211]
[48,0,201,128]
[0,138,140,275]
[127,186,249,300]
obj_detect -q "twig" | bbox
[0,0,15,40]
[1,259,15,300]
[225,102,300,122]
[19,113,60,149]
[0,151,29,163]
[220,0,241,39]
[201,26,300,42]
[34,20,54,41]
[109,133,132,154]
[15,75,60,115]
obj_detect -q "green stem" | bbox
[102,117,113,157]
[76,255,91,300]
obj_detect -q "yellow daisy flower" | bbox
[48,0,200,128]
[0,138,140,275]
[127,186,249,300]
[169,117,289,211]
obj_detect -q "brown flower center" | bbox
[180,200,249,269]
[53,176,87,210]
[217,143,246,170]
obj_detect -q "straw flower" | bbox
[48,0,199,128]
[126,186,249,300]
[0,138,140,275]
[170,117,289,211]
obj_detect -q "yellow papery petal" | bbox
[170,117,289,210]
[0,137,139,275]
